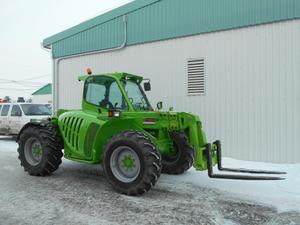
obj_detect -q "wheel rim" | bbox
[110,146,141,183]
[24,137,42,166]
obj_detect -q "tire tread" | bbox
[162,132,194,175]
[18,122,63,176]
[103,130,162,196]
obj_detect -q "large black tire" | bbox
[161,132,194,175]
[18,123,63,176]
[103,131,162,196]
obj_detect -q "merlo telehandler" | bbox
[17,71,285,195]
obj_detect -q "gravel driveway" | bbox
[0,137,299,225]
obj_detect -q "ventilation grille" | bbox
[61,117,83,151]
[187,58,205,95]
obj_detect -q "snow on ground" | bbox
[165,158,300,213]
[0,136,299,225]
[0,136,17,152]
[1,135,298,212]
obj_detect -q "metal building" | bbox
[43,0,300,163]
[31,83,52,104]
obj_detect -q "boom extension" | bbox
[206,141,286,180]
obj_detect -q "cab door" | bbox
[66,76,108,160]
[9,105,23,134]
[0,105,11,134]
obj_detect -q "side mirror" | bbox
[144,80,151,91]
[157,101,163,110]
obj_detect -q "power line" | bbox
[0,75,51,89]
[0,81,44,86]
[0,87,36,91]
[18,75,51,81]
[0,82,45,89]
[0,74,51,82]
[0,80,44,84]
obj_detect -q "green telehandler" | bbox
[17,71,285,195]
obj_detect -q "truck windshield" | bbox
[122,79,152,111]
[21,104,52,116]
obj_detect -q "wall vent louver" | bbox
[187,58,205,95]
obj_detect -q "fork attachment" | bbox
[206,141,286,180]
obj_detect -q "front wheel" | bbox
[103,131,161,196]
[161,132,194,175]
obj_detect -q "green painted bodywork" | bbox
[43,0,300,58]
[54,73,216,171]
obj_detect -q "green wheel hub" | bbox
[33,144,42,158]
[123,155,135,170]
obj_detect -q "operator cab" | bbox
[82,73,153,112]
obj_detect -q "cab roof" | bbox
[78,72,143,83]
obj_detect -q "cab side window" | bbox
[0,105,2,114]
[85,83,106,106]
[84,76,127,110]
[11,105,22,117]
[1,105,10,116]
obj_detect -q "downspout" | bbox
[45,15,128,113]
[40,44,54,115]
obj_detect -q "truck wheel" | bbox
[161,132,194,175]
[18,123,63,176]
[103,131,161,196]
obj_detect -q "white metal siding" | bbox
[55,20,300,163]
[32,95,52,104]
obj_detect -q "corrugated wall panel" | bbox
[43,0,160,46]
[127,0,296,44]
[52,17,124,57]
[48,0,300,58]
[56,20,300,163]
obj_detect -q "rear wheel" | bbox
[103,131,161,196]
[24,137,43,166]
[18,123,63,176]
[161,132,194,175]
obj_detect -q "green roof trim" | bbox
[32,83,52,96]
[43,0,159,47]
[43,0,300,58]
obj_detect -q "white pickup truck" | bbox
[0,103,51,135]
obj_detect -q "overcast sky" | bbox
[0,0,132,100]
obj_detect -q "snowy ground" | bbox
[0,136,299,225]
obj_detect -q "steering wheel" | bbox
[99,100,114,109]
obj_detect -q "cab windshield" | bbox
[21,104,52,116]
[121,79,152,111]
[84,76,152,111]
